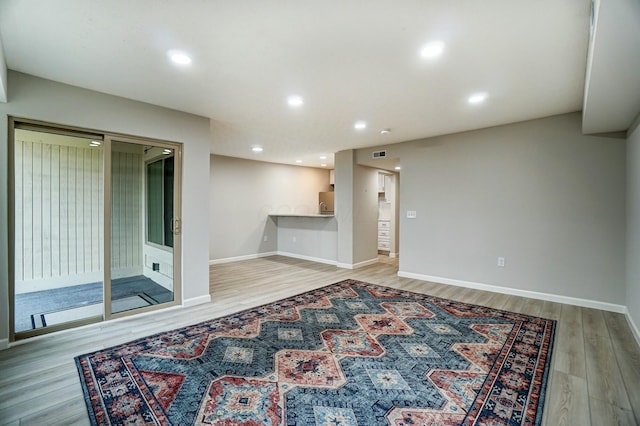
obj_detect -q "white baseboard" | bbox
[276,251,337,266]
[183,294,212,307]
[337,258,379,270]
[354,258,379,269]
[210,251,338,267]
[209,252,277,265]
[0,338,8,351]
[626,312,640,348]
[397,271,627,313]
[210,251,379,271]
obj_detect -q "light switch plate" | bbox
[407,210,417,219]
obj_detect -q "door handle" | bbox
[172,218,181,235]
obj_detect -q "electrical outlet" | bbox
[497,257,505,267]
[263,235,268,242]
[293,236,297,243]
[407,210,417,219]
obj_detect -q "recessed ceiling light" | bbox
[420,41,445,59]
[380,129,391,135]
[251,146,263,153]
[394,166,402,170]
[354,121,367,130]
[295,159,302,163]
[320,156,327,160]
[168,50,192,65]
[468,92,488,104]
[320,164,327,167]
[287,95,304,107]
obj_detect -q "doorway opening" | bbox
[377,171,399,266]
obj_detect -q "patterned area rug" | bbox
[75,279,555,425]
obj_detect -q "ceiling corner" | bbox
[582,0,640,134]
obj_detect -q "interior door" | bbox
[105,137,181,318]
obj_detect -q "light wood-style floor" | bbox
[1,255,639,425]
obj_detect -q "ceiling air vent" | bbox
[372,150,387,159]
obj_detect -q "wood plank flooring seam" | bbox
[2,255,640,426]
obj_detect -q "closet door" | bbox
[105,137,181,319]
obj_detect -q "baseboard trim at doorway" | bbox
[183,294,212,307]
[337,258,379,270]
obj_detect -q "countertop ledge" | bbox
[269,214,335,218]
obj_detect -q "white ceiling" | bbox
[0,0,632,169]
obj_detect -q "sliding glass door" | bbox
[106,138,181,317]
[9,119,181,340]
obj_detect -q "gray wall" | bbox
[627,115,640,335]
[0,35,6,102]
[335,150,379,267]
[353,165,380,265]
[209,155,330,260]
[0,72,212,343]
[357,112,626,304]
[276,217,337,262]
[335,150,355,266]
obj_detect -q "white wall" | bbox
[13,136,105,292]
[0,72,211,343]
[141,147,173,290]
[356,112,626,305]
[111,149,143,280]
[209,155,330,261]
[626,114,640,340]
[13,140,144,293]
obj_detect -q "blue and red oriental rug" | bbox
[75,279,555,425]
